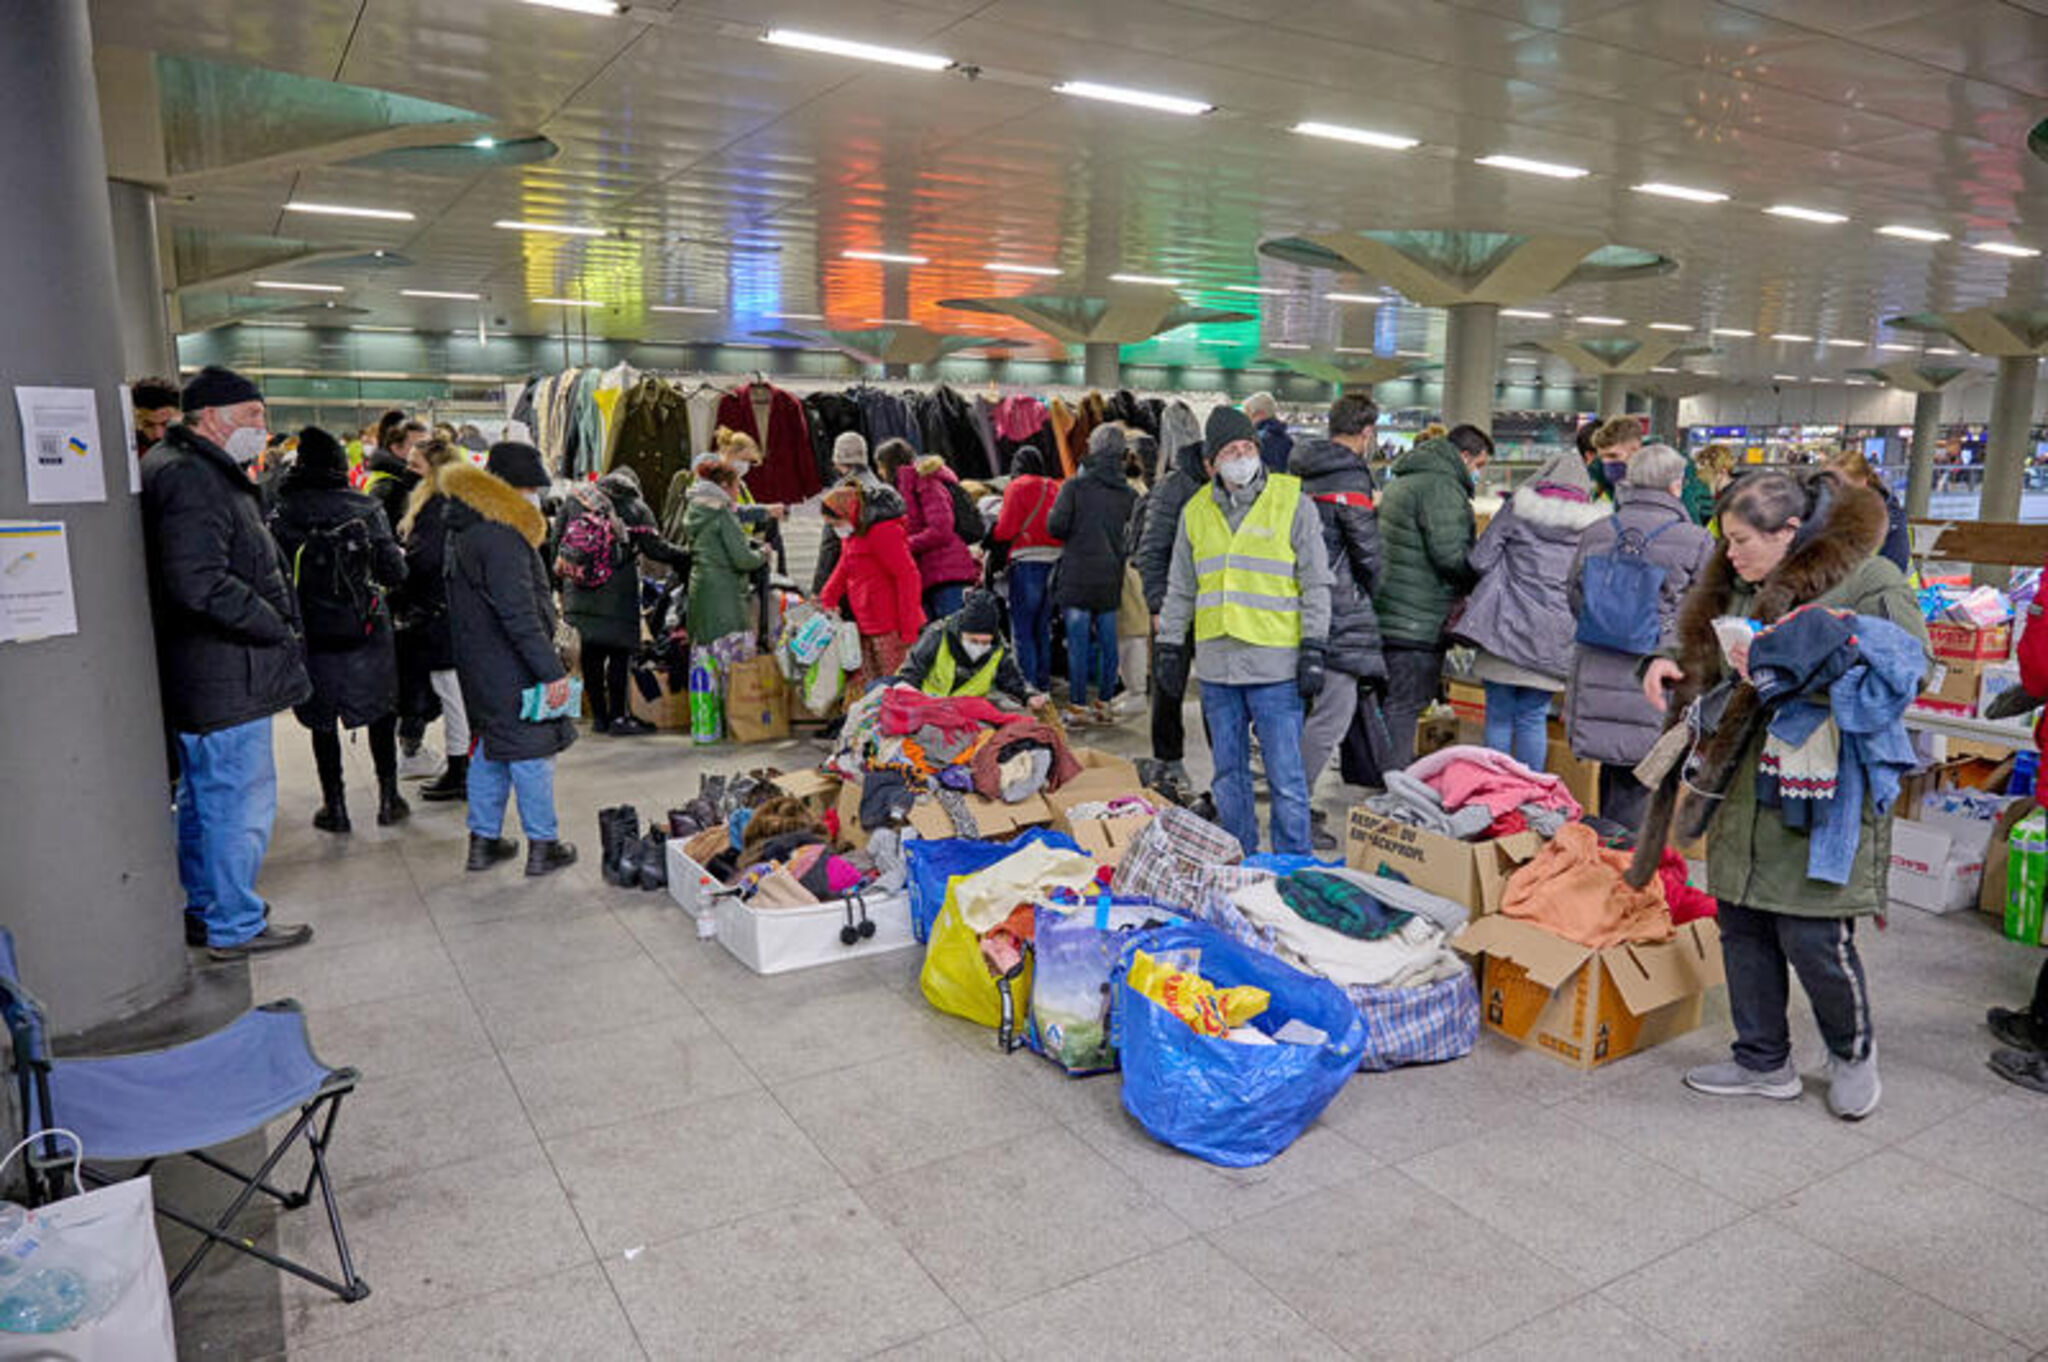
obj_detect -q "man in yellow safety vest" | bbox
[895,588,1048,710]
[1156,406,1332,855]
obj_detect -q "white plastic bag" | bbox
[0,1133,175,1362]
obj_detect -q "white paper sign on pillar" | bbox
[0,521,79,642]
[15,385,107,504]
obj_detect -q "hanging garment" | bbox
[609,375,692,503]
[1047,398,1078,476]
[1500,822,1673,949]
[716,382,822,505]
[969,397,1002,475]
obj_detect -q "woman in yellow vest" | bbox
[895,589,1048,710]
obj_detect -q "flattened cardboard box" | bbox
[1044,747,1154,867]
[1453,916,1724,1070]
[1345,808,1541,919]
[771,769,842,820]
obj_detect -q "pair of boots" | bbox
[419,754,467,802]
[600,805,668,891]
[313,776,410,834]
[466,832,578,876]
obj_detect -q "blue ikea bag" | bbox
[904,828,1084,943]
[1110,921,1367,1167]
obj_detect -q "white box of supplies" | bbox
[665,840,735,921]
[713,888,915,975]
[1888,815,1993,915]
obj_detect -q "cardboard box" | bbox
[835,775,871,851]
[1345,808,1541,919]
[1929,621,2012,663]
[906,791,1052,841]
[1053,748,1142,805]
[627,674,689,731]
[1981,797,2038,918]
[1914,659,1988,716]
[1446,681,1486,729]
[1889,814,1991,915]
[1546,734,1600,818]
[1455,916,1725,1070]
[1043,749,1156,867]
[771,769,842,820]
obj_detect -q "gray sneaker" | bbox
[1683,1059,1802,1100]
[1824,1050,1881,1120]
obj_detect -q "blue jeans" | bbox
[924,582,965,621]
[175,717,277,948]
[1201,679,1311,856]
[1482,682,1550,772]
[467,755,559,841]
[1008,560,1054,691]
[1063,607,1119,705]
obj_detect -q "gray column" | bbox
[108,179,175,378]
[1442,302,1499,437]
[1981,354,2040,524]
[1597,372,1630,416]
[0,3,185,1031]
[1907,388,1942,519]
[1649,395,1680,445]
[1083,341,1120,389]
[882,362,910,380]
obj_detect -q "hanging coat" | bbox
[715,382,822,505]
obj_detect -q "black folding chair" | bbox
[0,928,369,1302]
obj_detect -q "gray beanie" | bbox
[832,430,869,470]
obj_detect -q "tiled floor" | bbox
[149,714,2048,1361]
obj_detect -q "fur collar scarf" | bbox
[442,462,546,548]
[1624,477,1888,887]
[1509,483,1611,536]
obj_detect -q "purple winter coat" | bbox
[897,456,979,590]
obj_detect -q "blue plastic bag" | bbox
[903,829,1083,944]
[1111,921,1366,1167]
[1029,891,1178,1075]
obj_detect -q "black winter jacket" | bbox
[1289,437,1387,680]
[442,463,577,764]
[360,449,418,539]
[551,468,687,653]
[1135,439,1206,615]
[140,425,311,734]
[896,615,1035,703]
[270,467,407,729]
[394,477,455,671]
[1048,444,1139,613]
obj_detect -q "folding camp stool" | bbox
[0,929,369,1303]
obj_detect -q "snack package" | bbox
[2006,808,2048,946]
[1126,947,1269,1037]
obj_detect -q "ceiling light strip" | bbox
[1475,154,1589,179]
[254,280,343,292]
[495,219,605,237]
[1631,182,1728,203]
[1110,272,1182,286]
[1766,204,1848,224]
[761,28,951,71]
[843,249,927,264]
[285,202,415,221]
[984,262,1060,276]
[1324,293,1383,305]
[1877,224,1949,242]
[401,288,481,300]
[1290,121,1418,150]
[1053,81,1211,116]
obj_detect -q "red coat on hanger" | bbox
[714,382,821,505]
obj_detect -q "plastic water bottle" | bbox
[0,1202,90,1334]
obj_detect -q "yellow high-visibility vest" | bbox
[924,640,1002,697]
[1183,474,1304,647]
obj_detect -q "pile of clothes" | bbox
[1498,822,1677,949]
[1210,867,1470,991]
[670,769,901,909]
[1364,745,1582,841]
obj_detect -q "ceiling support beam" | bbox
[1442,302,1499,439]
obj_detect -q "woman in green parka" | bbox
[1639,470,1927,1123]
[681,456,767,657]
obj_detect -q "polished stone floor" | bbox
[146,710,2048,1361]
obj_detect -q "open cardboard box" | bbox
[1889,816,1989,915]
[1044,748,1154,867]
[771,769,843,821]
[1345,807,1543,919]
[1455,916,1725,1070]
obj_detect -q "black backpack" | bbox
[292,516,382,645]
[947,479,986,546]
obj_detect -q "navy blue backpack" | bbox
[1575,519,1680,655]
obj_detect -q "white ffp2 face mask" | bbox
[224,424,267,466]
[960,639,991,661]
[1218,455,1259,488]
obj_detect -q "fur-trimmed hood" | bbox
[441,461,547,547]
[1508,481,1611,537]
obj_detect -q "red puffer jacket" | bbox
[821,517,926,644]
[992,474,1063,550]
[898,458,980,590]
[2018,573,2048,760]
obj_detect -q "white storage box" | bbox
[1889,814,1994,915]
[665,840,735,921]
[714,888,915,974]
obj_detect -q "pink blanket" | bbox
[1406,744,1582,820]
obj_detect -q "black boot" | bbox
[599,805,637,887]
[420,754,467,802]
[637,825,669,892]
[313,780,351,834]
[466,832,519,872]
[526,839,579,877]
[377,777,411,827]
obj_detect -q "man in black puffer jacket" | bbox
[1133,434,1209,777]
[141,366,314,959]
[1290,394,1387,810]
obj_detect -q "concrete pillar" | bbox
[1907,388,1942,519]
[1442,302,1498,437]
[882,362,910,380]
[107,179,175,378]
[1982,354,2039,524]
[1649,395,1680,445]
[1083,341,1120,390]
[1597,373,1631,417]
[0,2,185,1032]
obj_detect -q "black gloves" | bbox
[1153,643,1189,699]
[1297,641,1327,701]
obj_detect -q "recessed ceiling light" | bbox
[1877,224,1949,242]
[1826,338,1865,348]
[1647,322,1692,332]
[1507,356,1540,364]
[353,370,415,380]
[1577,315,1627,326]
[1649,366,1679,373]
[1928,347,1960,355]
[495,219,605,237]
[350,324,413,333]
[1290,121,1418,151]
[1500,308,1552,320]
[1324,292,1383,305]
[1843,378,1868,386]
[1475,154,1589,179]
[533,297,602,307]
[767,311,824,321]
[522,0,620,13]
[1110,272,1182,286]
[254,279,343,292]
[761,28,951,71]
[1053,81,1211,116]
[1877,342,1915,352]
[1770,333,1813,343]
[1198,337,1242,346]
[1766,204,1848,224]
[401,288,482,300]
[843,249,928,264]
[1267,342,1309,350]
[1973,241,2041,258]
[1772,373,1801,381]
[244,321,308,329]
[470,137,498,150]
[1711,327,1755,337]
[1334,346,1375,355]
[1396,349,1430,358]
[984,262,1061,276]
[1226,284,1288,296]
[650,304,716,315]
[1631,182,1728,203]
[285,201,415,221]
[864,317,919,325]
